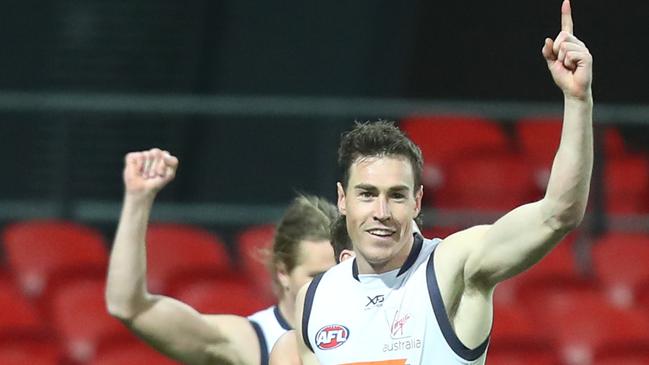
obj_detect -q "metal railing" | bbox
[0,91,647,231]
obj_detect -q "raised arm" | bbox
[105,148,257,365]
[445,0,594,289]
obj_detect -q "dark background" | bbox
[0,0,644,207]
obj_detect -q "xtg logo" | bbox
[366,294,385,308]
[315,324,350,350]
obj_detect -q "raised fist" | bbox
[123,148,179,195]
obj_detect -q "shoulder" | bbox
[270,330,301,365]
[435,225,491,260]
[432,225,493,294]
[247,305,275,322]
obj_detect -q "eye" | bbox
[391,192,406,200]
[359,191,374,198]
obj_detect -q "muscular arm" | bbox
[105,149,258,365]
[434,0,593,348]
[462,0,593,289]
[464,96,592,288]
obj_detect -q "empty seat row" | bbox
[0,220,277,301]
[400,115,649,213]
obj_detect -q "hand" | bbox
[123,148,179,196]
[542,0,593,101]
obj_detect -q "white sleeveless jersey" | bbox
[247,305,292,365]
[301,235,489,365]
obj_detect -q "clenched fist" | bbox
[123,148,179,196]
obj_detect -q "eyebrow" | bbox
[353,184,411,193]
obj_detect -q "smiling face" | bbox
[337,155,422,274]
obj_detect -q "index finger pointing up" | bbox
[561,0,573,34]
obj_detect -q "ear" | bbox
[339,249,355,263]
[276,262,291,289]
[414,185,423,216]
[337,182,347,215]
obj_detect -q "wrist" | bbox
[124,191,157,206]
[563,90,593,105]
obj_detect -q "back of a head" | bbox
[330,215,352,264]
[271,195,338,284]
[338,120,424,191]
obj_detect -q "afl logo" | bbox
[315,324,350,350]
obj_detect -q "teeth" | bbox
[368,229,394,236]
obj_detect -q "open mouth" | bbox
[366,228,396,238]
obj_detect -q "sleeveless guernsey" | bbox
[248,305,292,365]
[302,234,489,364]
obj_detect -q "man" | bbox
[105,148,340,365]
[269,218,422,364]
[269,213,356,365]
[296,1,593,363]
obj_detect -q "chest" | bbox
[309,271,433,361]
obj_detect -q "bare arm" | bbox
[270,330,302,365]
[432,2,593,350]
[459,0,593,289]
[105,148,257,365]
[295,284,320,365]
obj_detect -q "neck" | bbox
[277,295,295,329]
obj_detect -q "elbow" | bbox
[545,201,586,232]
[105,289,139,322]
[105,299,134,322]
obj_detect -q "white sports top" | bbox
[302,234,489,364]
[248,305,292,365]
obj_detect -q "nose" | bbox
[373,197,391,222]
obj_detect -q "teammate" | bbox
[296,1,593,363]
[105,148,340,365]
[269,213,355,365]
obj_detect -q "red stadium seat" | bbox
[0,274,43,336]
[637,280,649,310]
[0,336,62,365]
[491,303,550,346]
[90,339,180,365]
[604,155,649,213]
[516,118,626,163]
[171,275,274,317]
[594,357,649,365]
[145,223,232,293]
[491,294,559,365]
[516,277,600,319]
[593,348,649,365]
[524,290,649,365]
[516,118,626,189]
[435,153,540,211]
[487,348,559,365]
[50,279,132,363]
[236,224,275,298]
[592,233,649,307]
[400,115,510,192]
[2,220,108,298]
